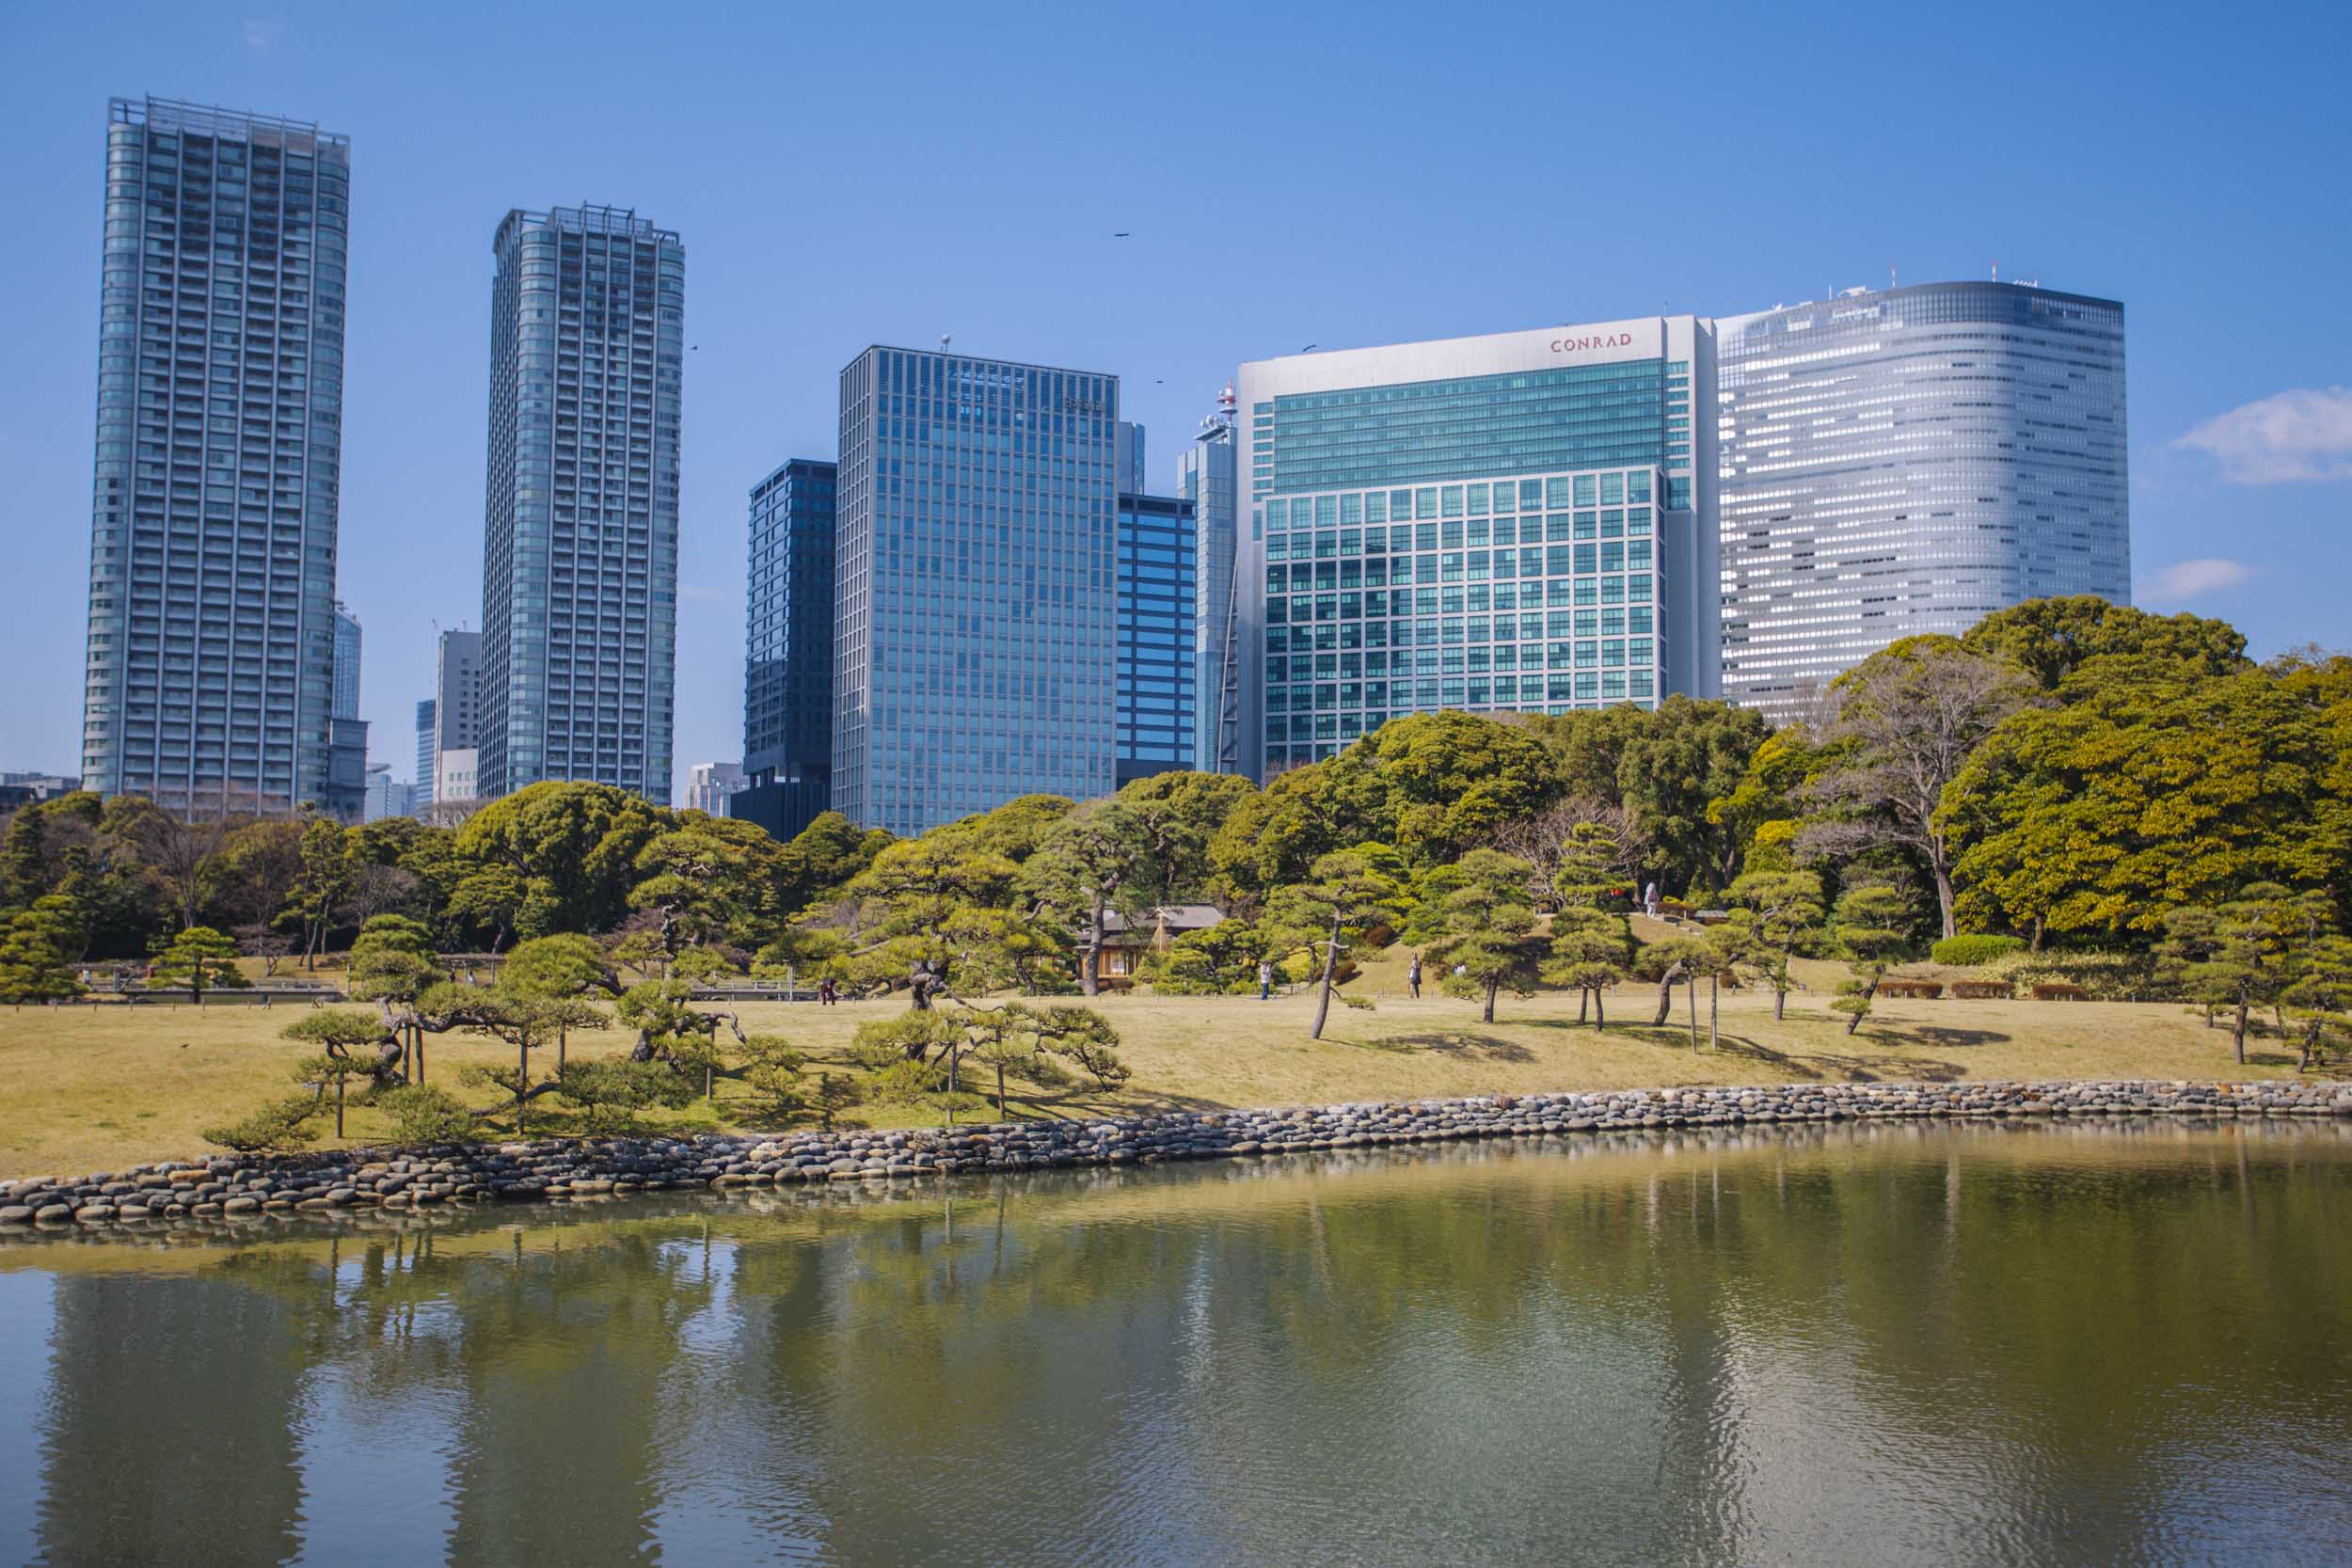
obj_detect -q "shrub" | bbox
[1931,934,2026,966]
[202,1095,321,1153]
[375,1085,477,1148]
[1984,949,2159,1002]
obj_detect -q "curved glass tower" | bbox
[1716,281,2129,720]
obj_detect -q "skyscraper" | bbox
[478,204,684,804]
[1716,281,2131,720]
[1114,423,1196,785]
[1177,388,1239,772]
[737,457,835,841]
[412,627,479,808]
[330,601,361,719]
[684,761,744,816]
[412,697,434,811]
[81,97,351,815]
[833,346,1119,835]
[1233,318,1718,780]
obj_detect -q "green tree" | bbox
[502,932,623,1071]
[1828,884,1915,1036]
[281,1008,399,1137]
[428,980,593,1134]
[0,895,87,1005]
[284,816,356,970]
[1022,800,1151,995]
[346,914,442,1080]
[1642,934,1724,1048]
[2282,935,2352,1072]
[2154,882,2323,1065]
[1545,906,1631,1028]
[627,814,783,957]
[1801,637,2035,939]
[1960,595,2249,692]
[1111,770,1258,906]
[148,925,249,1005]
[1719,870,1826,1021]
[1326,712,1558,870]
[453,781,667,939]
[1266,847,1407,1039]
[1616,695,1772,895]
[1416,849,1547,1023]
[772,811,892,914]
[1154,916,1273,995]
[842,838,1026,1007]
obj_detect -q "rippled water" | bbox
[3,1119,2350,1567]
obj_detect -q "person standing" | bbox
[1407,955,1423,999]
[1258,959,1274,1001]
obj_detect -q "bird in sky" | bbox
[1301,343,1317,352]
[1113,231,1131,238]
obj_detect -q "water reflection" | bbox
[5,1120,2350,1567]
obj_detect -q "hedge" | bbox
[1931,934,2026,966]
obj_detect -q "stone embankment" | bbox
[5,1079,2348,1233]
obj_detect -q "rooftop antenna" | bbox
[940,333,951,349]
[1992,261,1999,282]
[1890,262,1898,289]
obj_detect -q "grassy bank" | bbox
[3,934,2334,1180]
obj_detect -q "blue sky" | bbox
[4,0,2346,791]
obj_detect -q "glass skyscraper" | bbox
[1716,281,2130,720]
[1114,422,1195,784]
[833,346,1119,835]
[478,204,684,804]
[330,601,361,720]
[81,97,351,815]
[1178,389,1239,773]
[1233,319,1719,780]
[736,457,835,840]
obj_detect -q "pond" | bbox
[2,1120,2349,1566]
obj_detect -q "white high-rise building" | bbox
[1715,280,2131,721]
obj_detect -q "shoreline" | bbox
[4,1077,2349,1238]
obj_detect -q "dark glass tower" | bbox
[81,97,351,815]
[736,457,835,839]
[478,204,684,804]
[1115,422,1195,784]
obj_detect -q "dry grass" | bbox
[1,937,2332,1180]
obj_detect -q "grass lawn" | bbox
[2,938,2334,1180]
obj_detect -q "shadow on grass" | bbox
[1356,1032,1537,1064]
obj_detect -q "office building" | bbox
[833,345,1119,835]
[80,97,352,816]
[736,458,835,840]
[478,204,684,804]
[0,774,82,812]
[1114,423,1195,784]
[1234,317,1718,779]
[435,747,477,805]
[361,763,413,821]
[1178,388,1240,772]
[331,602,361,720]
[1716,280,2131,720]
[412,699,434,813]
[684,760,744,816]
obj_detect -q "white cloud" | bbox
[2173,386,2352,483]
[2139,558,2257,601]
[242,17,282,48]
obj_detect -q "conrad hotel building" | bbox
[1234,318,1719,780]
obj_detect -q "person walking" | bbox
[1407,955,1422,999]
[1257,959,1274,1001]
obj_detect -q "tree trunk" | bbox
[1483,977,1498,1024]
[516,1037,530,1134]
[1772,965,1788,1022]
[558,1023,568,1074]
[1931,863,1958,942]
[1844,980,1876,1036]
[995,1060,1008,1117]
[1081,896,1103,997]
[1709,971,1720,1053]
[1651,961,1686,1026]
[1687,974,1699,1052]
[335,1076,346,1138]
[1593,988,1605,1030]
[2029,914,2045,953]
[2233,991,2249,1065]
[1311,918,1341,1040]
[1578,988,1589,1024]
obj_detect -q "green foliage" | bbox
[147,925,248,1000]
[1960,595,2249,692]
[0,895,87,1004]
[1616,695,1772,895]
[374,1085,477,1147]
[1544,905,1631,1027]
[501,932,614,1000]
[850,1009,956,1071]
[280,1007,389,1054]
[2281,935,2352,1070]
[1267,846,1410,1037]
[1931,934,2026,966]
[1416,849,1547,1022]
[738,1034,808,1123]
[552,1058,700,1135]
[454,782,666,939]
[1718,869,1827,1016]
[1981,949,2157,1002]
[1828,884,1915,1035]
[773,812,892,914]
[201,1094,320,1153]
[1154,917,1271,995]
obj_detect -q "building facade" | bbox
[1177,389,1239,773]
[1233,318,1718,780]
[435,747,478,806]
[80,97,352,815]
[832,346,1120,835]
[1716,281,2131,720]
[330,602,361,720]
[361,763,413,821]
[736,458,835,841]
[1114,423,1196,785]
[412,698,434,811]
[684,761,744,816]
[478,204,684,804]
